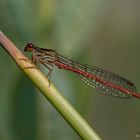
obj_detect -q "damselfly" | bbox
[24,43,140,99]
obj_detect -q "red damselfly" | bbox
[24,43,140,99]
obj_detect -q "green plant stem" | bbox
[0,31,101,140]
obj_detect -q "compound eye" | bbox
[27,42,34,48]
[24,42,34,52]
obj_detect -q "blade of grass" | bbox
[0,31,101,140]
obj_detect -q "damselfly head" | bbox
[24,42,35,52]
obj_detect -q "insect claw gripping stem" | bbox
[19,58,36,69]
[24,42,140,99]
[20,57,53,86]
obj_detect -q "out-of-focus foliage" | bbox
[0,0,140,140]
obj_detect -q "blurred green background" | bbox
[0,0,140,140]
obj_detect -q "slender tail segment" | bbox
[55,55,140,99]
[24,43,140,99]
